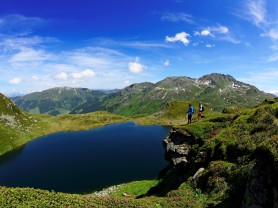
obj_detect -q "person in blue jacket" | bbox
[187,104,194,124]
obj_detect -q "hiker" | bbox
[187,104,194,124]
[198,102,204,121]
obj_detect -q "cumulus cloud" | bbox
[9,77,22,84]
[128,57,146,74]
[195,29,212,36]
[161,12,194,24]
[164,60,170,66]
[201,30,211,36]
[55,72,68,80]
[72,69,95,79]
[165,32,190,45]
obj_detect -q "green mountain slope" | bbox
[73,73,271,116]
[12,73,272,117]
[1,97,277,207]
[0,93,40,154]
[12,87,107,116]
[147,97,278,207]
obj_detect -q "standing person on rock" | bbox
[187,104,194,124]
[198,102,204,121]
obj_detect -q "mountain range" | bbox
[12,73,274,116]
[1,85,278,207]
[12,87,109,116]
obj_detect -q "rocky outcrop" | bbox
[163,128,195,166]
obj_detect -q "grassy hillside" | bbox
[0,93,43,155]
[12,87,107,116]
[133,100,221,126]
[146,98,278,207]
[1,91,277,207]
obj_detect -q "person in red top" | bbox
[198,102,204,121]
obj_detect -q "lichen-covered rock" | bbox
[163,128,195,166]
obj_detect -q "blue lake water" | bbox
[0,122,170,194]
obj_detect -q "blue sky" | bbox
[0,0,277,96]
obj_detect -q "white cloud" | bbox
[195,30,212,36]
[120,42,172,49]
[206,44,215,48]
[88,38,173,50]
[31,75,40,81]
[268,90,278,96]
[66,50,115,69]
[72,69,96,79]
[218,36,241,44]
[0,36,56,51]
[193,42,199,47]
[10,48,52,62]
[164,60,170,66]
[161,13,194,24]
[195,26,229,37]
[55,72,68,80]
[246,0,266,26]
[194,26,237,44]
[236,0,266,28]
[165,32,190,45]
[124,80,131,85]
[239,69,278,92]
[0,14,46,34]
[210,26,229,34]
[9,77,22,84]
[128,57,146,74]
[267,29,278,40]
[201,30,211,36]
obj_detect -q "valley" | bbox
[0,84,277,207]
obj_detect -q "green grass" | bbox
[110,180,159,197]
[0,184,207,208]
[0,95,277,207]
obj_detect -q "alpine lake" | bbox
[0,122,170,194]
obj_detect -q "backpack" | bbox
[202,106,204,111]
